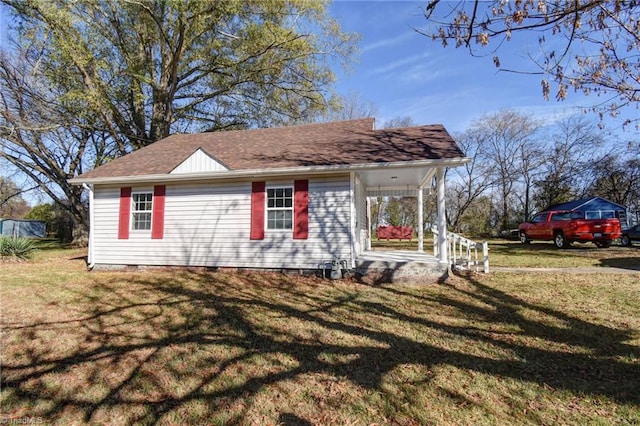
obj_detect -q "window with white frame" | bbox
[266,186,293,230]
[132,192,153,230]
[585,210,615,219]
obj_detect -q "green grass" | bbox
[372,236,640,269]
[1,249,639,425]
[486,238,640,269]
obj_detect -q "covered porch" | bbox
[349,157,489,282]
[351,161,454,260]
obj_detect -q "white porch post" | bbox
[349,172,357,268]
[436,167,448,265]
[417,187,424,252]
[366,196,372,250]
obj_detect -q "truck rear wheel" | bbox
[554,231,569,249]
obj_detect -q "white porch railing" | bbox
[432,227,490,273]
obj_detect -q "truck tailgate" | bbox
[572,219,621,237]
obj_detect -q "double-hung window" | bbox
[132,192,153,230]
[266,187,293,230]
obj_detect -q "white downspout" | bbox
[82,183,95,269]
[436,167,448,265]
[349,172,357,268]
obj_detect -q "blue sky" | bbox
[0,1,634,206]
[329,1,638,140]
[0,1,636,140]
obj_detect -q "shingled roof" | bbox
[74,118,465,181]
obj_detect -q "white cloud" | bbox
[368,52,432,76]
[398,63,445,84]
[362,32,416,53]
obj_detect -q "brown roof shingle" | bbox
[76,118,465,180]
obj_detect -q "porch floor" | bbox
[355,250,448,284]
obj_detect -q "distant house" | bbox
[546,196,629,228]
[69,118,469,274]
[0,219,46,238]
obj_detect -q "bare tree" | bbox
[321,91,378,122]
[382,116,415,129]
[0,51,101,239]
[587,153,640,214]
[533,115,604,211]
[445,130,496,232]
[470,110,543,229]
[420,1,640,127]
[0,176,30,218]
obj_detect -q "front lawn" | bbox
[373,237,640,269]
[1,249,639,425]
[486,238,640,268]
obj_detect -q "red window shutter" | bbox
[293,180,309,239]
[118,187,132,239]
[251,182,265,240]
[151,185,166,239]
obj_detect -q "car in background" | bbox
[518,210,622,248]
[621,224,640,247]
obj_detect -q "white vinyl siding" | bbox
[170,148,228,173]
[91,175,352,269]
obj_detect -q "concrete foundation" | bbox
[355,250,449,284]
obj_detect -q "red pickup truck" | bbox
[518,210,622,248]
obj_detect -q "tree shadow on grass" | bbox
[1,269,638,424]
[600,257,640,270]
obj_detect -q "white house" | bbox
[70,118,469,278]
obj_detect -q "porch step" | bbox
[355,250,448,284]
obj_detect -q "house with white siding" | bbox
[70,118,469,279]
